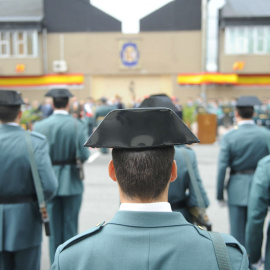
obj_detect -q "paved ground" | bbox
[41,143,233,269]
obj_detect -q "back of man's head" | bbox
[53,97,69,109]
[112,146,175,201]
[236,106,254,119]
[0,105,21,123]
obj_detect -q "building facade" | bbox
[0,0,204,105]
[1,0,269,105]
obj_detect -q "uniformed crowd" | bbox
[0,89,269,270]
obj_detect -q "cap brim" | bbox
[84,108,199,148]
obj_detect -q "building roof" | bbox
[140,0,201,32]
[0,0,43,22]
[221,0,270,18]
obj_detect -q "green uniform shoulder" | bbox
[75,117,86,127]
[58,222,105,254]
[258,155,270,166]
[223,127,238,137]
[30,131,47,141]
[194,226,245,253]
[33,117,51,128]
[175,145,193,151]
[183,145,194,151]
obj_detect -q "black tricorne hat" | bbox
[236,96,262,107]
[45,88,73,98]
[139,95,179,113]
[84,108,199,149]
[0,90,24,106]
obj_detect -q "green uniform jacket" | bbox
[51,211,248,270]
[34,114,90,196]
[0,124,58,251]
[217,124,269,205]
[169,145,209,208]
[246,155,270,268]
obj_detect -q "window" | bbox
[0,32,9,57]
[225,26,270,55]
[0,31,38,57]
[254,27,267,54]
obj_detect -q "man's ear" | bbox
[108,160,117,182]
[170,160,177,182]
[17,110,22,121]
[66,101,70,110]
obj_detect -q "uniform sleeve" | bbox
[245,159,270,264]
[227,242,249,270]
[220,233,249,270]
[34,137,58,201]
[217,135,230,200]
[186,150,210,208]
[51,245,61,270]
[77,122,90,162]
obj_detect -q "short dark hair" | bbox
[0,105,21,122]
[236,106,254,119]
[112,146,175,201]
[53,97,69,109]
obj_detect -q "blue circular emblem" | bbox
[120,42,139,67]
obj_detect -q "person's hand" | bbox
[217,200,227,207]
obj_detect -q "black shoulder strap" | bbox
[208,231,232,270]
[25,131,50,235]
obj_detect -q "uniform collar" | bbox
[0,123,23,130]
[107,211,189,228]
[53,110,69,115]
[238,120,255,126]
[3,122,19,126]
[119,202,172,212]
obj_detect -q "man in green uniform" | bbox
[217,96,270,246]
[52,108,248,270]
[139,95,209,223]
[246,155,270,269]
[34,88,90,263]
[0,90,58,270]
[170,144,209,223]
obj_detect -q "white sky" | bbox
[90,0,174,33]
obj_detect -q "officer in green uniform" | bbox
[246,155,270,269]
[217,95,270,246]
[170,145,209,223]
[0,90,58,270]
[34,88,90,263]
[139,96,209,222]
[52,108,248,270]
[94,97,115,154]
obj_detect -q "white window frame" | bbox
[13,31,27,57]
[225,26,270,55]
[235,27,249,54]
[254,26,267,54]
[0,30,38,58]
[30,31,38,57]
[225,27,233,54]
[0,32,10,57]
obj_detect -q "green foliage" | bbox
[20,109,42,129]
[183,105,196,126]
